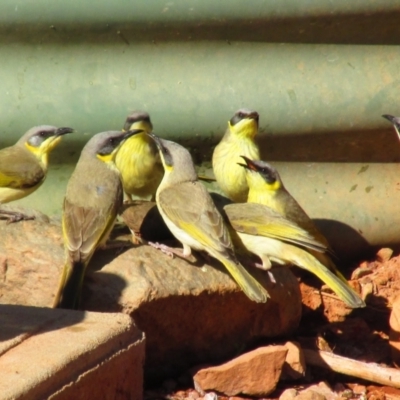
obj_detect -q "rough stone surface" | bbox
[280,388,298,400]
[281,341,306,380]
[0,217,302,383]
[0,304,145,400]
[192,345,288,397]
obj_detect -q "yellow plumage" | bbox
[212,109,260,202]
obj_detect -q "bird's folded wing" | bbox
[224,203,328,253]
[0,147,44,189]
[158,181,233,255]
[62,198,117,263]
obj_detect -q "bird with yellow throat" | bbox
[0,125,74,222]
[212,109,260,202]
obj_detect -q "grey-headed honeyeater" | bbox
[226,157,365,308]
[53,129,143,310]
[0,126,74,222]
[149,133,269,303]
[115,110,163,201]
[212,109,260,202]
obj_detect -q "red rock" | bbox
[281,341,306,380]
[193,345,288,397]
[389,295,400,367]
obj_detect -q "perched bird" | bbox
[53,129,143,310]
[382,114,400,139]
[149,133,269,303]
[0,126,74,221]
[227,157,365,308]
[115,111,164,201]
[212,109,260,202]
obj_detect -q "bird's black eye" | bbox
[38,131,46,137]
[238,112,244,119]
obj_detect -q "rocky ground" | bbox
[142,248,400,400]
[1,205,400,399]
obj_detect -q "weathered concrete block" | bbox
[0,305,145,400]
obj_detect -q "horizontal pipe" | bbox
[0,1,399,25]
[0,43,399,160]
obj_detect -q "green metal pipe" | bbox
[0,42,400,157]
[0,1,399,25]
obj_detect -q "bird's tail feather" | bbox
[53,261,86,310]
[292,249,365,308]
[220,257,270,303]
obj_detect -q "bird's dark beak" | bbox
[238,155,258,171]
[123,121,132,132]
[382,114,400,140]
[123,129,144,140]
[382,114,396,124]
[55,127,74,136]
[248,111,259,123]
[148,132,163,150]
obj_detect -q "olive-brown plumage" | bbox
[54,129,142,309]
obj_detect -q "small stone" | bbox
[347,383,366,395]
[280,388,298,400]
[376,248,393,263]
[296,382,338,400]
[193,345,288,397]
[203,392,218,400]
[295,390,326,400]
[188,390,200,399]
[281,341,306,380]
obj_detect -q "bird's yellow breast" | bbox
[115,133,162,198]
[213,136,259,202]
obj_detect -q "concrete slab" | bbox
[0,305,145,400]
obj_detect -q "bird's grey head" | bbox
[19,125,74,147]
[230,109,259,126]
[149,133,197,181]
[85,129,144,158]
[238,156,279,185]
[123,110,153,132]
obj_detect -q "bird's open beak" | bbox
[238,155,258,171]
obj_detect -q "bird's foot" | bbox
[253,262,276,284]
[0,210,35,224]
[148,242,182,258]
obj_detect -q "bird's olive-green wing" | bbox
[158,181,234,255]
[0,145,44,188]
[62,196,120,265]
[276,190,330,247]
[224,203,328,253]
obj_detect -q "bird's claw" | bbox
[0,211,35,224]
[148,242,175,258]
